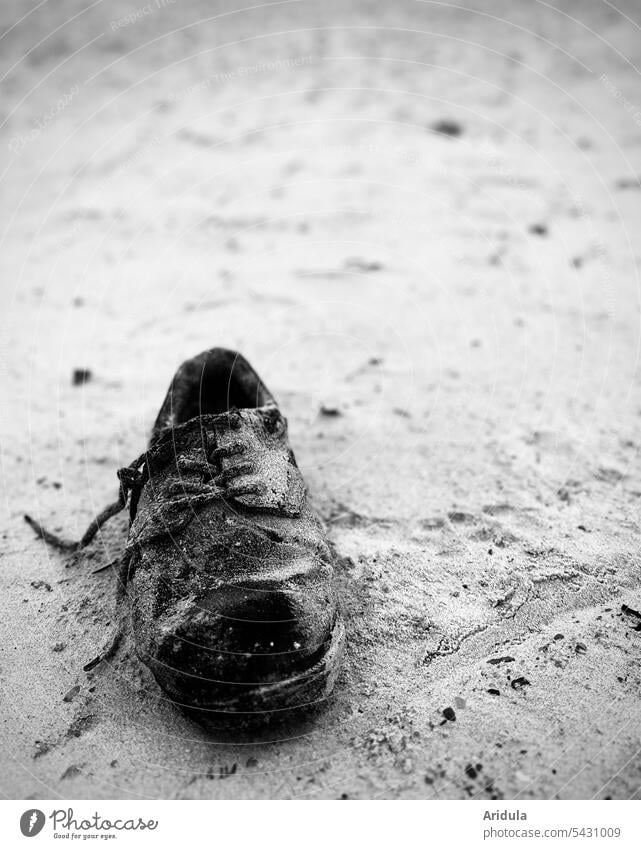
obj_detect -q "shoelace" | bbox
[24,453,147,552]
[23,410,261,552]
[22,451,148,672]
[23,410,268,671]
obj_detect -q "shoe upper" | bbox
[123,349,343,714]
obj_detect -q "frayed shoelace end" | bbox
[24,514,80,552]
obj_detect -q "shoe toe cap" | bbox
[145,581,339,712]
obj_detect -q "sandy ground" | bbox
[1,0,641,800]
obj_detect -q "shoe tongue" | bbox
[214,405,276,433]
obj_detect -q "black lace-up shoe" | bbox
[26,348,345,718]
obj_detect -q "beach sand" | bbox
[1,0,641,799]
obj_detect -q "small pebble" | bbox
[63,685,80,703]
[72,368,92,386]
[320,405,341,417]
[431,119,463,137]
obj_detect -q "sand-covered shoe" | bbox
[26,348,345,718]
